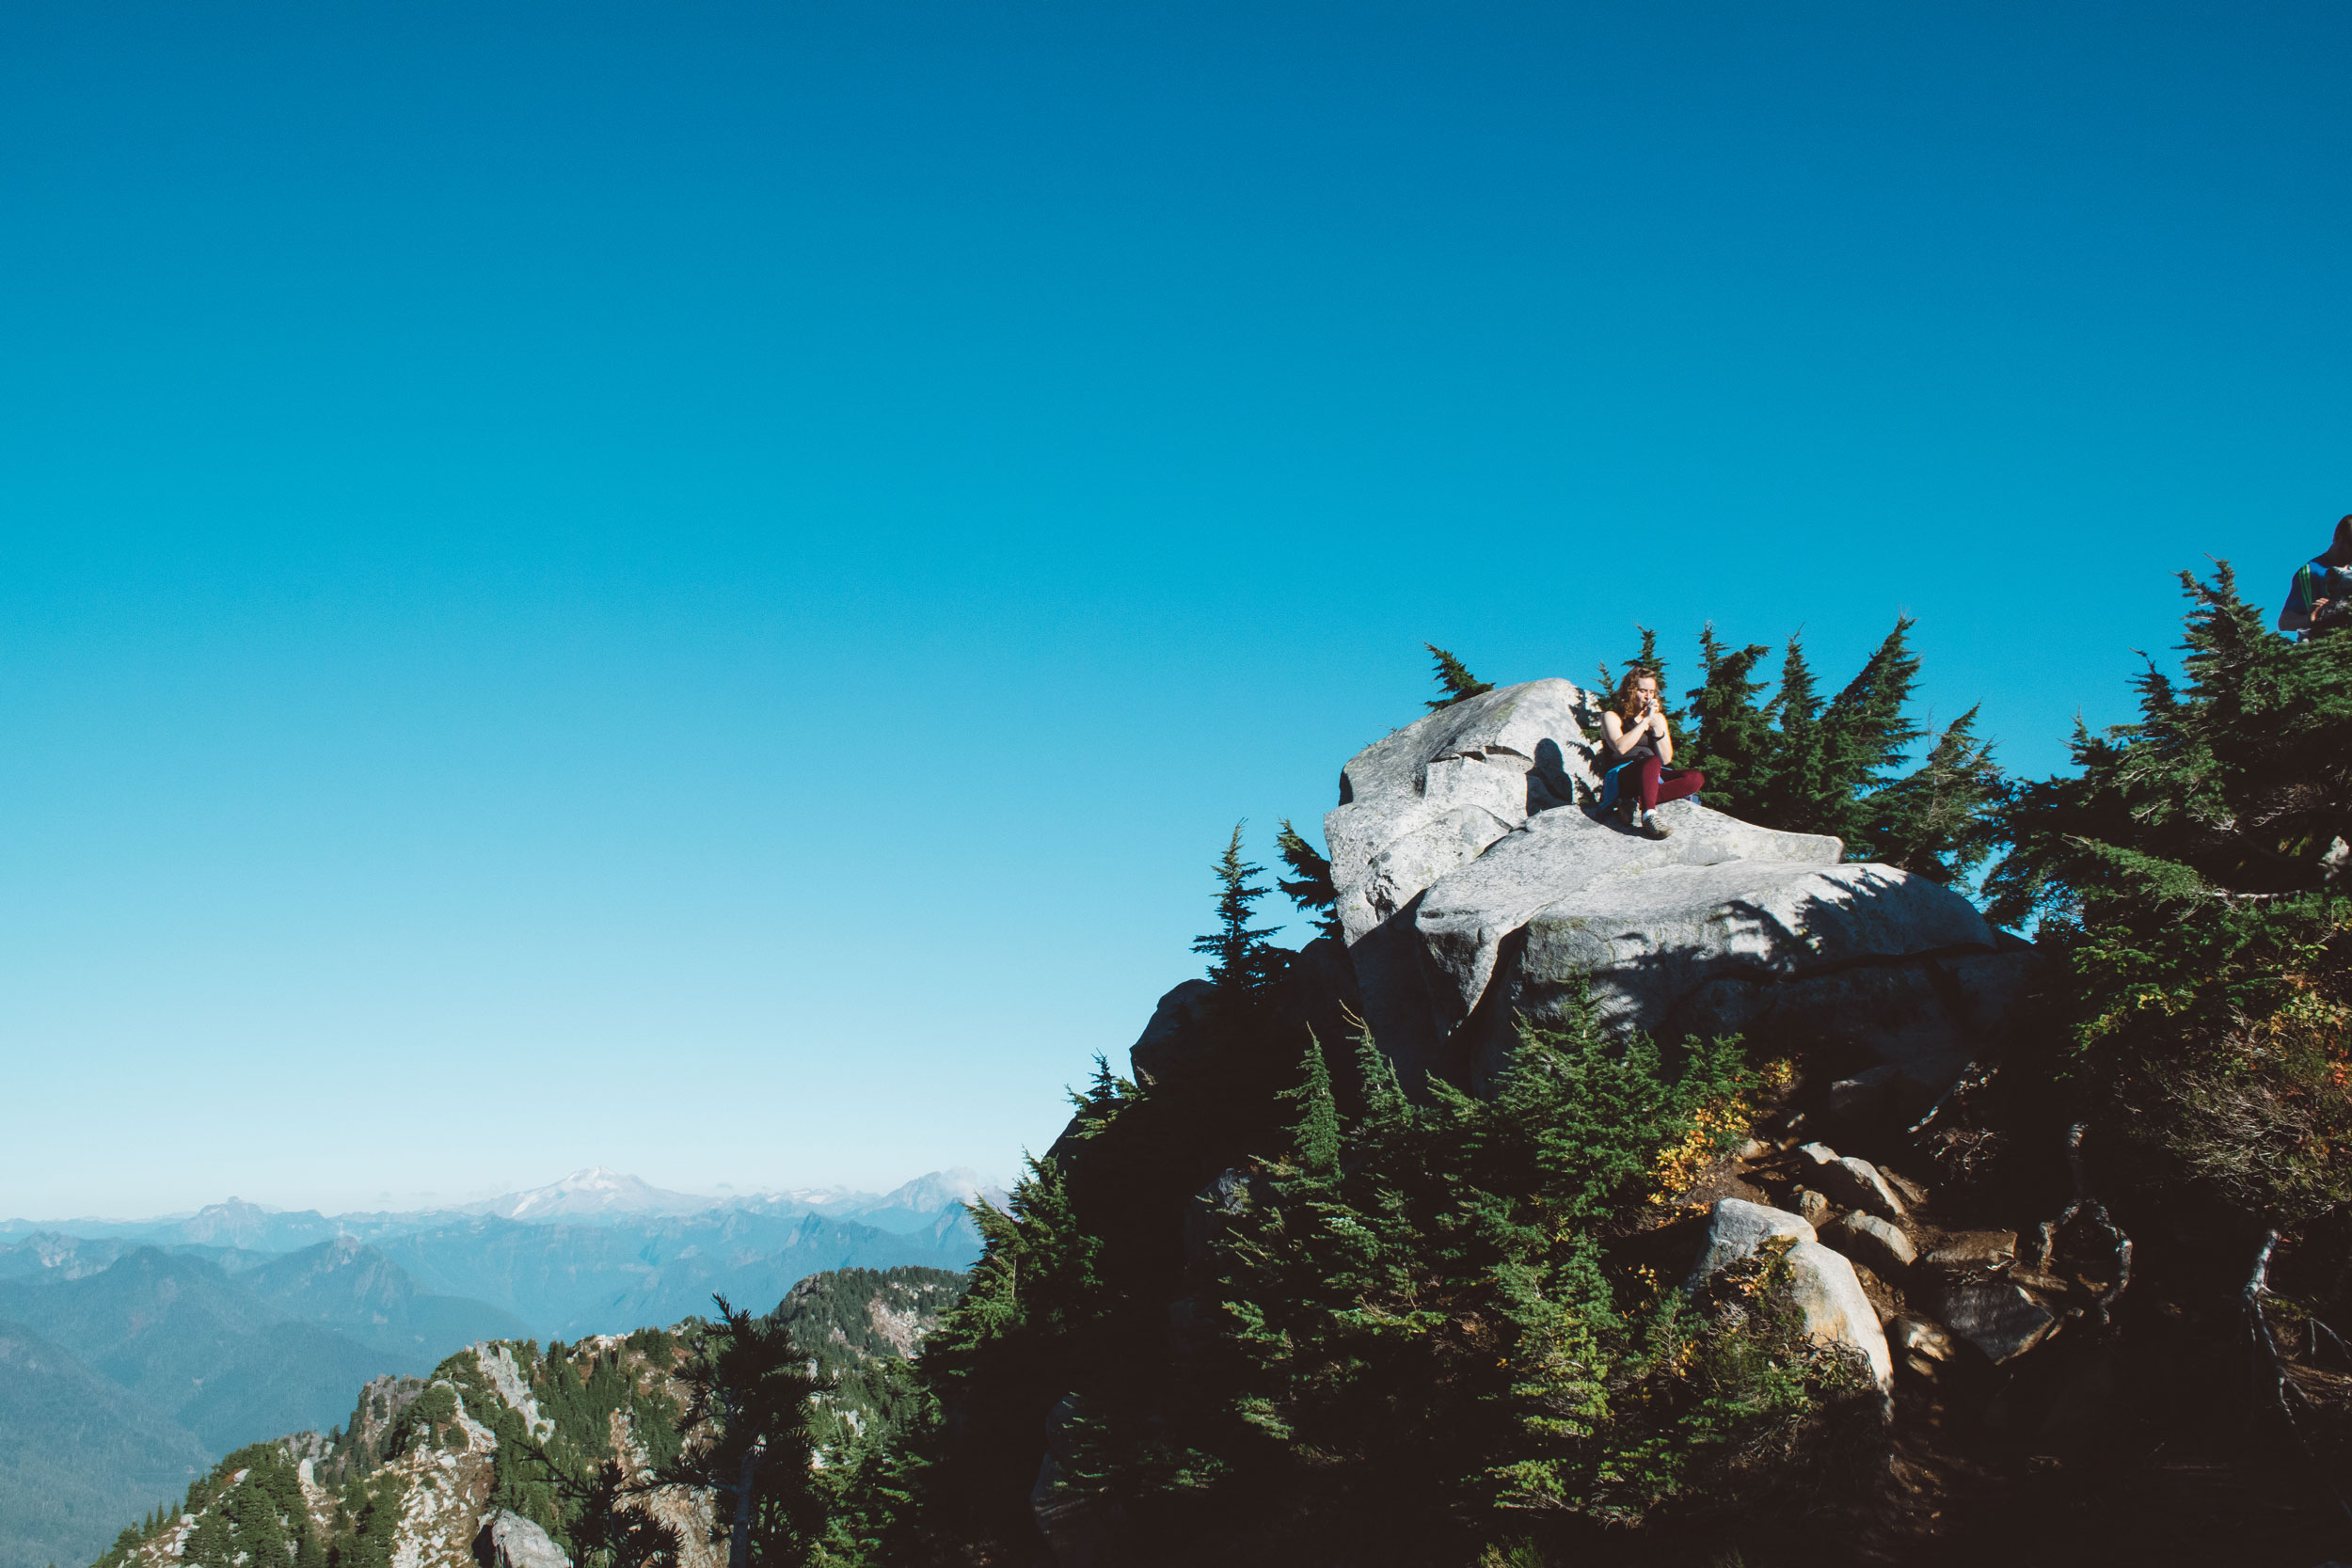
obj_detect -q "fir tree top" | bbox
[1193,822,1281,1002]
[1274,818,1341,942]
[1422,644,1494,709]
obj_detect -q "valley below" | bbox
[0,1170,998,1568]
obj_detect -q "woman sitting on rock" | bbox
[2278,515,2352,641]
[1600,666,1706,839]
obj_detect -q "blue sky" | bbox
[4,1,2347,1218]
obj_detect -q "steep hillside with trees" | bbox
[75,1269,968,1568]
[805,572,2348,1564]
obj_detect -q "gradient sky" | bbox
[5,1,2348,1219]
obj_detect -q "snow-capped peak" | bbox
[484,1168,721,1223]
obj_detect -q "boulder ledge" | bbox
[1320,678,2030,1095]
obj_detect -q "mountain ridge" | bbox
[0,1166,1011,1246]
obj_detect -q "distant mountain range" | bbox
[0,1166,1010,1248]
[0,1168,1002,1568]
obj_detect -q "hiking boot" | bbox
[1640,808,1672,840]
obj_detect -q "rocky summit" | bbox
[1311,676,2032,1097]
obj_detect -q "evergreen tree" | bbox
[1191,991,1869,1561]
[1281,1036,1343,1182]
[183,1511,230,1568]
[663,1298,826,1568]
[1422,644,1493,709]
[1681,623,1775,818]
[1865,705,2007,885]
[1193,824,1281,1005]
[1812,617,1925,852]
[1748,634,1824,831]
[1273,818,1341,941]
[1986,563,2352,1230]
[570,1462,680,1568]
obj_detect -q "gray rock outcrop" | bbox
[474,1512,571,1568]
[1924,1230,2018,1271]
[1937,1278,2058,1364]
[1798,1144,1910,1224]
[1322,679,2032,1093]
[1683,1199,1893,1389]
[1784,1242,1895,1390]
[1683,1197,1817,1291]
[1823,1212,1917,1279]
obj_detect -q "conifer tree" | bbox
[1985,561,2350,1291]
[1813,617,1925,852]
[1282,1036,1343,1182]
[1681,623,1775,818]
[1749,634,1824,831]
[1865,705,2007,884]
[1422,643,1494,709]
[1193,823,1280,1005]
[1273,818,1341,941]
[664,1298,826,1568]
[571,1461,681,1568]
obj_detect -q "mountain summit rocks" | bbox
[1311,678,2030,1096]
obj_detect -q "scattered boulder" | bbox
[1785,1242,1895,1390]
[1938,1279,2058,1364]
[1825,1212,1917,1280]
[473,1512,570,1568]
[1681,1201,1890,1389]
[1925,1230,2018,1273]
[1798,1144,1907,1223]
[1890,1316,1958,1363]
[1880,1167,1929,1208]
[1889,1316,1958,1381]
[1683,1198,1817,1291]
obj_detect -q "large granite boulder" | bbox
[1683,1196,1817,1290]
[1683,1199,1893,1389]
[474,1512,571,1568]
[1323,678,2029,1094]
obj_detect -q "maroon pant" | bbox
[1623,752,1705,811]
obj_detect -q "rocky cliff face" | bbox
[1313,677,2031,1097]
[103,1336,721,1568]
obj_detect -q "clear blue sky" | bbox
[4,1,2347,1219]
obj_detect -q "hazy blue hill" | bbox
[0,1235,288,1288]
[0,1232,135,1281]
[151,1199,352,1253]
[0,1250,284,1411]
[0,1245,516,1454]
[0,1318,209,1568]
[168,1320,395,1451]
[243,1237,532,1360]
[373,1208,985,1335]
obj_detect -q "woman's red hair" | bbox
[1615,667,1661,726]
